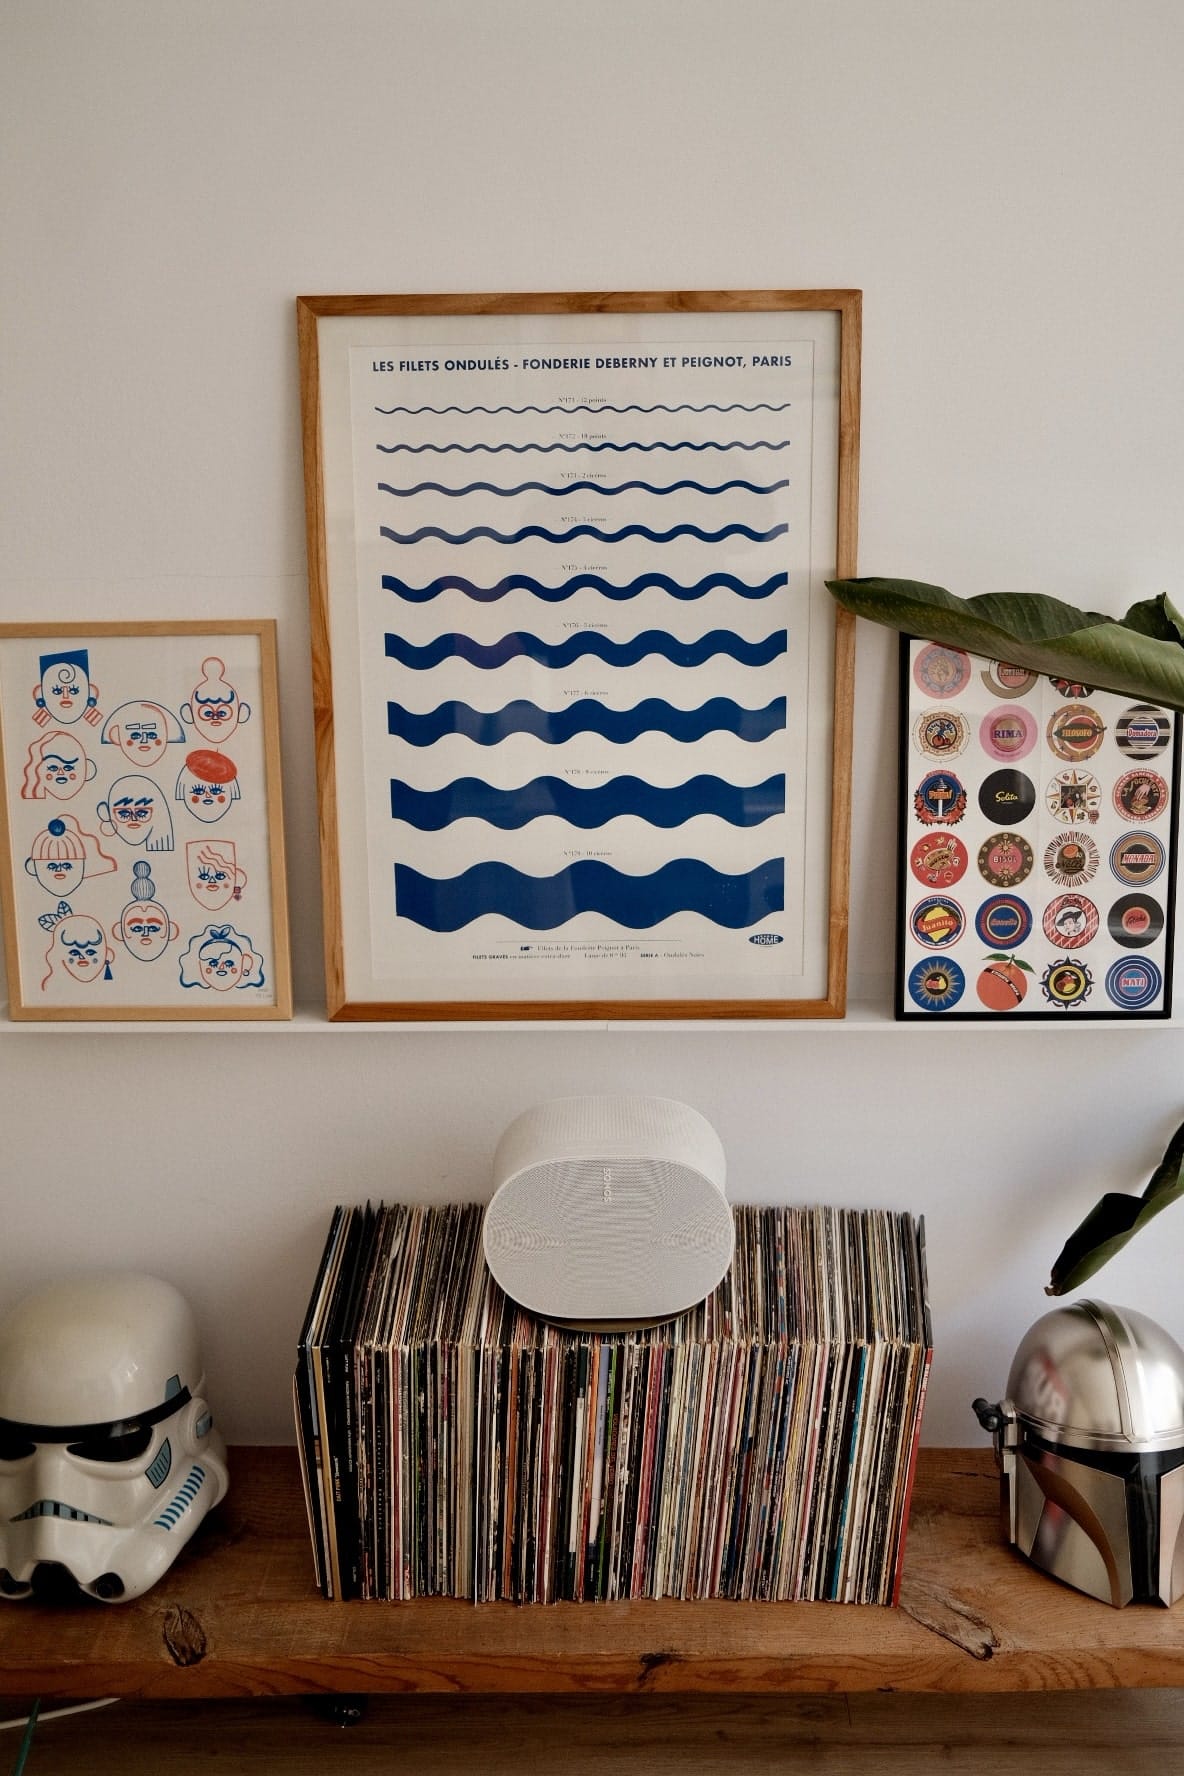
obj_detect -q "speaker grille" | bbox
[483,1157,733,1321]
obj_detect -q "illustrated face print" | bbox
[27,853,82,895]
[183,657,250,744]
[116,904,173,961]
[113,793,156,837]
[177,754,239,824]
[199,942,249,990]
[185,841,244,910]
[57,919,107,982]
[36,661,92,725]
[39,745,89,798]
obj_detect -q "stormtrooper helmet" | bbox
[0,1272,228,1602]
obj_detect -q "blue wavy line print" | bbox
[387,697,787,746]
[375,439,791,455]
[374,402,794,417]
[390,774,786,830]
[383,629,788,670]
[376,477,789,499]
[381,572,787,604]
[394,858,785,931]
[379,522,788,546]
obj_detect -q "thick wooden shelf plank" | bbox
[1,1447,1183,1699]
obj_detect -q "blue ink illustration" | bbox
[175,750,240,823]
[387,697,787,748]
[180,658,251,746]
[394,859,785,932]
[100,700,185,770]
[113,861,179,963]
[377,476,789,500]
[38,903,113,990]
[185,839,247,910]
[20,731,97,802]
[24,815,117,897]
[32,649,101,729]
[390,775,786,831]
[382,571,787,604]
[380,521,788,547]
[178,923,266,992]
[383,629,787,671]
[97,775,175,853]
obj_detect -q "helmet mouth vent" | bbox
[30,1560,85,1603]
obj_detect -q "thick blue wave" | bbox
[387,697,786,746]
[376,477,789,499]
[375,439,791,455]
[394,857,785,930]
[380,522,788,546]
[375,402,794,417]
[384,629,787,670]
[390,774,786,830]
[382,571,787,603]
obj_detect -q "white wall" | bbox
[3,0,1183,1443]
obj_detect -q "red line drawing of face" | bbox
[182,657,250,745]
[176,751,240,824]
[20,733,97,801]
[185,840,247,910]
[42,913,113,988]
[101,700,183,769]
[114,901,179,962]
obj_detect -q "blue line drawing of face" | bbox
[100,700,185,770]
[97,776,175,853]
[113,861,179,962]
[34,650,98,728]
[177,923,265,992]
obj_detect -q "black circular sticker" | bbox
[977,832,1035,887]
[1107,893,1164,949]
[978,769,1035,824]
[1115,705,1171,757]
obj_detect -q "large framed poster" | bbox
[298,291,860,1021]
[897,636,1180,1019]
[0,622,292,1020]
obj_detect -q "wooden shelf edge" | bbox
[1,1448,1182,1700]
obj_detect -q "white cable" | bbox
[0,1697,120,1733]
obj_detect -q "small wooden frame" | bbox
[298,290,860,1021]
[0,621,292,1020]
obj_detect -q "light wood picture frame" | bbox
[0,621,292,1020]
[298,290,860,1021]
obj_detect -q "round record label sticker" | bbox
[913,644,971,700]
[978,832,1034,887]
[979,769,1035,824]
[1041,959,1093,1010]
[1045,768,1102,824]
[914,771,967,825]
[1046,704,1106,762]
[1110,831,1165,887]
[1105,957,1163,1011]
[1041,893,1099,950]
[909,833,969,888]
[980,706,1036,763]
[910,897,965,949]
[1113,769,1169,822]
[913,709,970,760]
[1043,831,1099,887]
[974,894,1033,948]
[982,661,1038,698]
[1116,705,1171,757]
[1108,893,1164,949]
[907,957,965,1012]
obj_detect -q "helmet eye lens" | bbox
[0,1429,36,1462]
[67,1425,153,1463]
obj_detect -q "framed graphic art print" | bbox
[897,635,1180,1020]
[0,622,292,1020]
[298,289,861,1020]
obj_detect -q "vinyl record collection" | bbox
[294,1202,932,1606]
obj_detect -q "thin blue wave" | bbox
[384,629,788,670]
[387,697,786,746]
[375,439,792,455]
[380,522,788,546]
[374,402,794,417]
[376,477,789,498]
[382,572,787,603]
[394,857,785,931]
[390,774,786,830]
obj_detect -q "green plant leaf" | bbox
[1046,1117,1184,1295]
[826,579,1184,710]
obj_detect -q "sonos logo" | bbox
[602,1167,613,1203]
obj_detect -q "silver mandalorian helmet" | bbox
[974,1299,1184,1607]
[0,1272,228,1602]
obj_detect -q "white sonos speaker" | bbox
[482,1095,734,1324]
